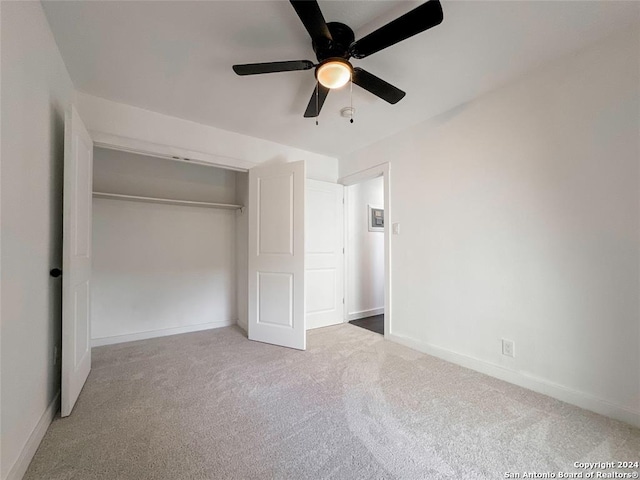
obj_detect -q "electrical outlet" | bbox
[502,339,515,358]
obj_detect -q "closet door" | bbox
[61,106,93,417]
[248,161,306,350]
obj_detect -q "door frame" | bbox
[338,162,391,338]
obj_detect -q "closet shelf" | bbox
[93,192,244,211]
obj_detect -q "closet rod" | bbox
[93,192,244,211]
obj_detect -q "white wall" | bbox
[91,149,238,345]
[346,176,384,320]
[92,200,237,344]
[0,2,75,479]
[339,26,640,426]
[93,148,238,203]
[76,92,339,182]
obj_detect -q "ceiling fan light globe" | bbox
[317,60,351,89]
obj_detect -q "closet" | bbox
[90,147,247,347]
[61,107,343,416]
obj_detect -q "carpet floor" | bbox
[25,324,639,480]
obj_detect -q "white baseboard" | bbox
[91,320,235,347]
[6,391,59,480]
[387,333,640,428]
[346,307,384,322]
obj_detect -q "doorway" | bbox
[341,164,390,337]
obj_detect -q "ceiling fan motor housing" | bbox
[312,22,355,61]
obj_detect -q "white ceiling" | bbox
[42,1,639,158]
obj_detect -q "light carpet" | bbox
[25,324,639,479]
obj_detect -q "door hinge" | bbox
[342,247,345,254]
[342,298,345,304]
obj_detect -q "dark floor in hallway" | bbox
[349,314,384,335]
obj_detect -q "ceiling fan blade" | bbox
[352,68,406,104]
[349,0,443,59]
[233,60,314,76]
[304,83,330,117]
[290,0,332,42]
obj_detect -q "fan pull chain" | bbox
[350,72,354,124]
[315,83,319,126]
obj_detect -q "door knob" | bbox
[50,268,62,278]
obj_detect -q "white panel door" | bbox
[248,161,305,350]
[62,106,93,417]
[305,180,344,330]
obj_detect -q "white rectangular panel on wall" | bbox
[248,161,305,350]
[62,106,93,417]
[305,179,344,330]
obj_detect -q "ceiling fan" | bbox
[232,0,443,118]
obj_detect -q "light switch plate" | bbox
[392,223,400,235]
